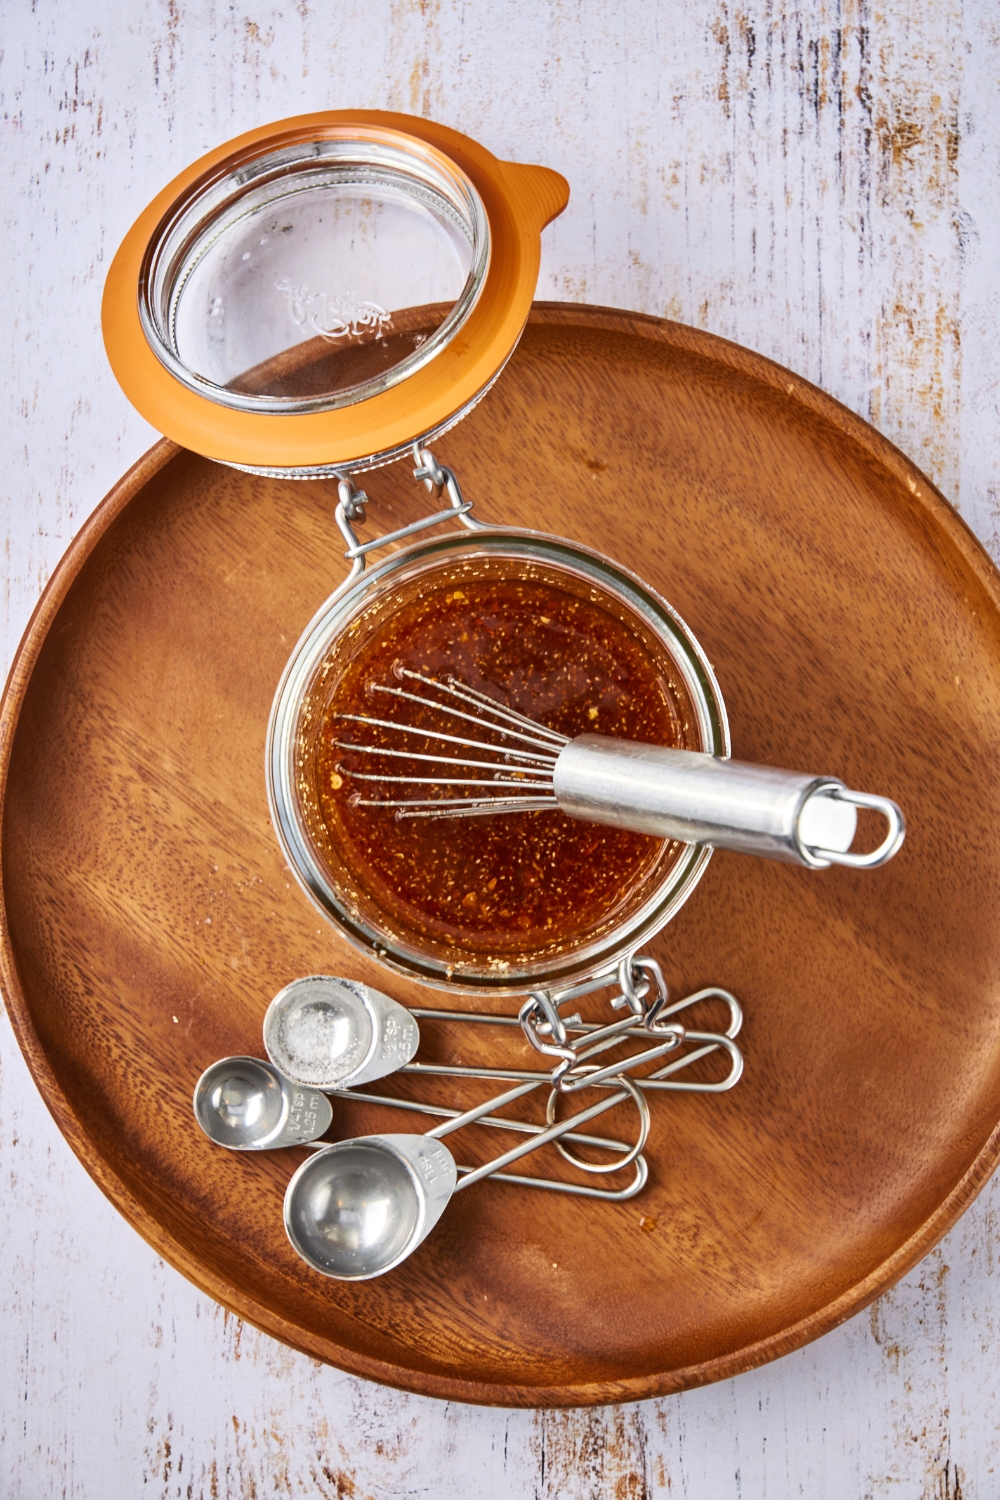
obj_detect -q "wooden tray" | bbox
[4,305,1000,1409]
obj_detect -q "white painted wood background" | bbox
[2,2,999,1494]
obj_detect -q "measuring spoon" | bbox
[194,1056,333,1150]
[263,975,420,1089]
[283,1074,649,1280]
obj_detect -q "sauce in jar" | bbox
[297,558,701,975]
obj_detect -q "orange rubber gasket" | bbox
[102,111,569,471]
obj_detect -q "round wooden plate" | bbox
[3,306,1000,1408]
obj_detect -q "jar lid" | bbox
[103,112,569,475]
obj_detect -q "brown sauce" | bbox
[301,567,696,970]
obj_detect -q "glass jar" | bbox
[267,526,729,994]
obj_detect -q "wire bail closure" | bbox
[332,443,486,596]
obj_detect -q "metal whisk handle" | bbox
[552,737,905,869]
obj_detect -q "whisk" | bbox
[333,667,905,870]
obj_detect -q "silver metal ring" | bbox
[803,787,906,869]
[545,1071,650,1174]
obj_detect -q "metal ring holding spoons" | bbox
[547,1069,650,1173]
[199,975,746,1277]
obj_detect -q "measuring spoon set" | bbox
[194,969,743,1281]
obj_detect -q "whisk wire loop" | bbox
[331,738,556,772]
[350,797,558,814]
[334,712,559,767]
[391,797,557,819]
[392,668,569,748]
[369,679,566,757]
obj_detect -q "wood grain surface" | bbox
[4,306,1000,1411]
[4,2,1000,1494]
